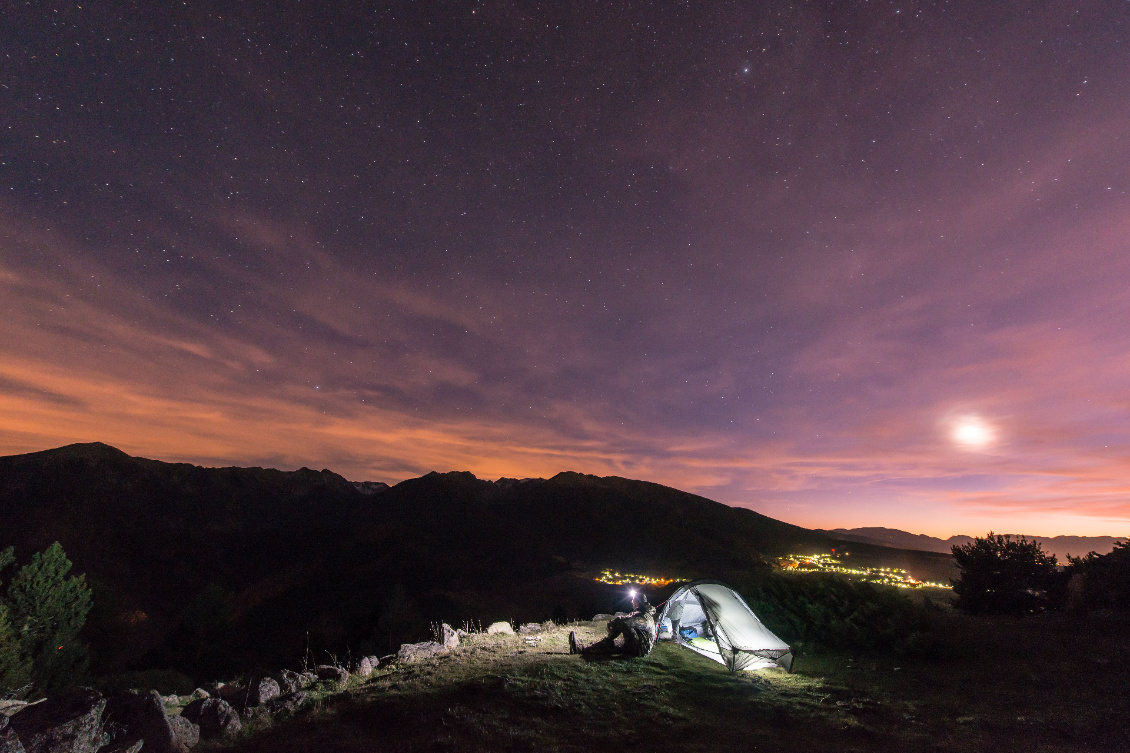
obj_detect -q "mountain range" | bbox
[0,442,954,681]
[826,527,1125,561]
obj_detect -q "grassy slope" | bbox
[206,611,1130,753]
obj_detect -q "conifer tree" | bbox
[0,546,33,695]
[2,542,93,695]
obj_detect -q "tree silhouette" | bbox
[952,533,1057,615]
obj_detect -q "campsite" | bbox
[181,606,1130,752]
[2,445,1129,751]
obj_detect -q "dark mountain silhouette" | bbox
[826,527,1126,561]
[0,443,953,681]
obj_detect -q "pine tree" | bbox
[3,542,93,695]
[0,547,33,696]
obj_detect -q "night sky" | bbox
[3,2,1128,536]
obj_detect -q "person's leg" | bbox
[572,617,627,655]
[630,625,656,657]
[578,634,620,654]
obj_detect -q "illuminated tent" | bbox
[656,580,793,672]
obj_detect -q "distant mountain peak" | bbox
[15,441,133,462]
[826,527,1126,559]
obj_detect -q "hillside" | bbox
[827,527,1126,560]
[0,443,952,682]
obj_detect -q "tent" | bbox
[656,580,793,672]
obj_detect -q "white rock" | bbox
[397,641,447,663]
[486,621,515,635]
[441,623,460,648]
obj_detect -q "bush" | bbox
[732,572,953,658]
[951,533,1057,615]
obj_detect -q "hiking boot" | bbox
[568,631,579,654]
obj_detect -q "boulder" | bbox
[298,672,318,688]
[98,689,195,753]
[0,726,26,753]
[314,665,349,686]
[0,701,28,718]
[180,699,241,741]
[440,623,460,649]
[486,622,514,635]
[354,657,373,678]
[517,623,542,635]
[245,678,280,707]
[263,692,311,717]
[592,614,613,621]
[272,671,296,695]
[215,684,245,706]
[167,718,198,752]
[396,641,447,663]
[188,690,209,702]
[8,689,107,753]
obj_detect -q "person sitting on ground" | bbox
[569,598,657,658]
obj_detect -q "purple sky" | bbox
[2,2,1128,537]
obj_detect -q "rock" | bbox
[486,621,514,635]
[396,641,447,663]
[168,717,198,752]
[215,684,245,706]
[272,671,299,694]
[162,696,179,707]
[592,614,613,621]
[0,701,28,718]
[284,669,317,691]
[0,726,26,753]
[98,690,193,753]
[180,699,241,741]
[188,690,208,702]
[357,651,379,673]
[8,689,107,753]
[440,623,460,648]
[263,692,310,717]
[314,665,349,686]
[518,623,542,635]
[246,678,280,707]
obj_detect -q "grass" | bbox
[198,612,1130,753]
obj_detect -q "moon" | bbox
[950,414,995,449]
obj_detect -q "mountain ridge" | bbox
[826,526,1126,560]
[1,443,954,680]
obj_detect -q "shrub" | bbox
[732,572,953,658]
